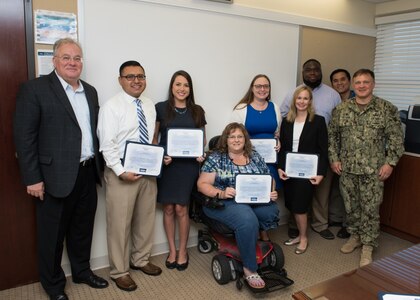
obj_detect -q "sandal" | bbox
[244,273,266,290]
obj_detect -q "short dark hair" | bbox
[353,68,375,81]
[119,60,144,76]
[330,69,351,82]
[302,59,321,68]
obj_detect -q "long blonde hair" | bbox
[286,86,315,122]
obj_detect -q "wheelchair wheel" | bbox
[267,243,285,271]
[198,238,214,254]
[212,254,232,285]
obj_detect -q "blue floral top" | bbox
[201,150,270,191]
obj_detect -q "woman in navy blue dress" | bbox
[153,70,206,271]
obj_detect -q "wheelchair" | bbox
[190,136,294,294]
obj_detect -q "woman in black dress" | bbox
[153,70,206,270]
[277,86,328,255]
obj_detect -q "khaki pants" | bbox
[104,167,157,278]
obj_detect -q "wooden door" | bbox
[0,0,38,290]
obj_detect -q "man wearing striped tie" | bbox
[98,60,161,292]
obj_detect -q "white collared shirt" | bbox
[97,91,156,176]
[55,71,94,161]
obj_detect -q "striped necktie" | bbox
[135,99,149,143]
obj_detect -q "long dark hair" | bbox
[164,70,205,127]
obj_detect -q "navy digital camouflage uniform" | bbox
[328,95,404,247]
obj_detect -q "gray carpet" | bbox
[0,225,413,300]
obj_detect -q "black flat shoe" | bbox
[165,255,177,269]
[176,254,189,271]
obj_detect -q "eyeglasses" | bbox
[55,55,83,63]
[121,74,146,81]
[228,135,245,140]
[253,84,270,90]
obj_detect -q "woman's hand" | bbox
[309,175,324,185]
[221,187,236,199]
[270,190,278,201]
[278,169,289,180]
[274,138,281,152]
[163,155,172,165]
[196,153,206,163]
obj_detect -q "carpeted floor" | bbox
[0,225,413,300]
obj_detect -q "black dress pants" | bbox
[36,164,97,295]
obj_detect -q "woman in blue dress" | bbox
[230,74,281,240]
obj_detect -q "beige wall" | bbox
[235,0,376,29]
[376,0,420,15]
[299,26,376,85]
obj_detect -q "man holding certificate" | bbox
[97,61,161,292]
[197,123,278,290]
[278,86,329,255]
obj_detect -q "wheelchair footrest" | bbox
[243,268,294,294]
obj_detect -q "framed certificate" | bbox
[234,174,272,204]
[122,141,164,177]
[167,128,204,157]
[251,138,277,163]
[285,152,318,179]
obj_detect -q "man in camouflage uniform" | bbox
[328,69,404,267]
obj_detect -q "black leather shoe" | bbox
[288,228,299,239]
[73,273,109,289]
[165,255,177,269]
[176,254,189,271]
[49,293,68,300]
[337,226,350,239]
[319,229,335,240]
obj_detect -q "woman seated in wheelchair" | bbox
[197,122,279,290]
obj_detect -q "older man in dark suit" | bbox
[14,38,108,300]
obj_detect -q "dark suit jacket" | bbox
[278,114,328,176]
[14,71,102,198]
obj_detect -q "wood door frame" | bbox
[0,0,38,290]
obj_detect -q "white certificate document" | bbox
[122,141,164,176]
[235,174,272,204]
[251,138,277,163]
[285,152,318,179]
[167,128,204,157]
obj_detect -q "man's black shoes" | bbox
[337,226,350,239]
[73,273,109,289]
[49,293,68,300]
[319,229,335,240]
